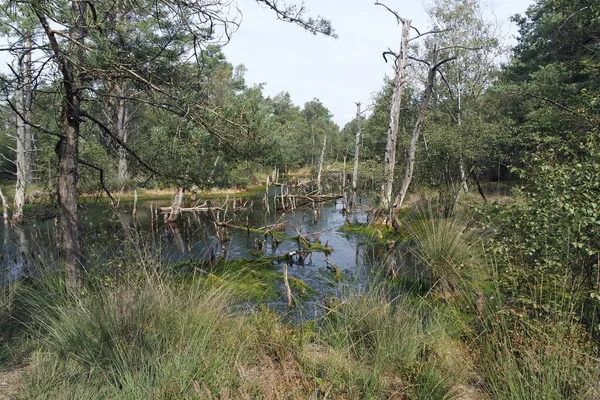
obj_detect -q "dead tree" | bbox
[167,187,185,222]
[351,102,362,207]
[316,131,327,193]
[12,33,34,224]
[395,44,456,209]
[380,11,411,210]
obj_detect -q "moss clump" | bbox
[171,258,313,301]
[302,241,333,255]
[342,222,400,243]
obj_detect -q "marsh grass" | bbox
[472,261,600,400]
[313,286,467,399]
[10,273,255,399]
[405,205,482,299]
[2,205,599,399]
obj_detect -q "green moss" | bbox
[302,241,333,255]
[342,222,399,242]
[170,257,313,301]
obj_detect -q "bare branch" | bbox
[409,29,451,42]
[3,100,61,138]
[78,159,115,205]
[436,69,456,102]
[408,55,430,66]
[383,49,397,63]
[79,110,161,177]
[525,92,598,122]
[433,56,457,71]
[438,45,483,53]
[374,1,406,24]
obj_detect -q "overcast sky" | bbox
[223,0,533,127]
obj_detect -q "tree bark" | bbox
[23,34,34,184]
[395,44,441,209]
[316,131,327,193]
[13,56,26,224]
[34,1,87,291]
[168,187,185,222]
[381,19,411,209]
[352,102,362,207]
[13,33,34,224]
[115,83,130,182]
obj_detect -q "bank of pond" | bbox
[0,186,598,399]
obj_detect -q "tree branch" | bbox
[255,0,337,37]
[79,109,161,177]
[409,29,451,42]
[374,1,406,24]
[78,159,115,205]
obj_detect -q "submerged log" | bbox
[159,201,225,214]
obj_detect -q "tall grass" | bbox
[473,258,600,400]
[3,204,598,399]
[406,205,481,299]
[312,286,467,399]
[13,273,255,399]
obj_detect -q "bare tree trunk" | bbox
[106,82,131,182]
[310,124,315,168]
[456,86,468,195]
[352,102,362,207]
[0,188,8,222]
[395,44,444,209]
[23,34,34,184]
[381,19,411,209]
[13,56,26,224]
[316,132,327,193]
[13,34,34,224]
[116,92,130,182]
[168,187,185,222]
[459,161,469,194]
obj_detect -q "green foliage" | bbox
[483,131,600,300]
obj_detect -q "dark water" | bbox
[0,187,419,315]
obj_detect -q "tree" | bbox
[0,5,37,223]
[415,0,502,214]
[485,0,600,316]
[3,0,335,292]
[376,2,411,210]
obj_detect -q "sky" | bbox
[222,0,533,127]
[0,0,533,128]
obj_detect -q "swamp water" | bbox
[0,189,421,317]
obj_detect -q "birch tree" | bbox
[0,7,36,223]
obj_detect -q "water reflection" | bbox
[0,193,418,310]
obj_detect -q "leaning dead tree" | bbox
[376,1,460,213]
[395,44,455,209]
[378,2,411,210]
